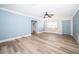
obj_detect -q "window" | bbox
[47,21,58,28]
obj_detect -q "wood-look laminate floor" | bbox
[0,32,79,54]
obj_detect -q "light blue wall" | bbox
[62,20,71,35]
[0,10,32,40]
[37,20,44,32]
[31,20,44,33]
[73,10,79,36]
[0,9,45,40]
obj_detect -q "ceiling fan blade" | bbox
[43,12,54,18]
[50,14,54,16]
[48,15,51,18]
[43,12,48,18]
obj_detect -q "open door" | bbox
[31,20,37,35]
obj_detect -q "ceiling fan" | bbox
[44,12,54,18]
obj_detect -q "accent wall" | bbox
[73,10,79,39]
[0,9,32,40]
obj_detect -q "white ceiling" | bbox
[0,4,79,18]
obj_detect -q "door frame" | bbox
[31,20,37,34]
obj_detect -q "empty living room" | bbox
[0,4,79,54]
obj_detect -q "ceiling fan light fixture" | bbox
[43,12,54,18]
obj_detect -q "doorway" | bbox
[31,20,37,35]
[62,20,71,35]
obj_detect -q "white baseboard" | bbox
[43,31,63,34]
[0,34,31,43]
[71,33,73,36]
[37,32,44,33]
[73,33,79,44]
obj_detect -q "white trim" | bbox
[37,31,63,34]
[0,8,39,20]
[71,19,73,36]
[73,33,79,44]
[44,31,63,34]
[0,34,31,43]
[37,32,44,33]
[0,8,26,16]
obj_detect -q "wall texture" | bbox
[36,20,44,32]
[62,20,71,35]
[31,19,44,33]
[0,9,32,40]
[0,9,45,40]
[73,10,79,39]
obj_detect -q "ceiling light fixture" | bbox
[43,12,54,18]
